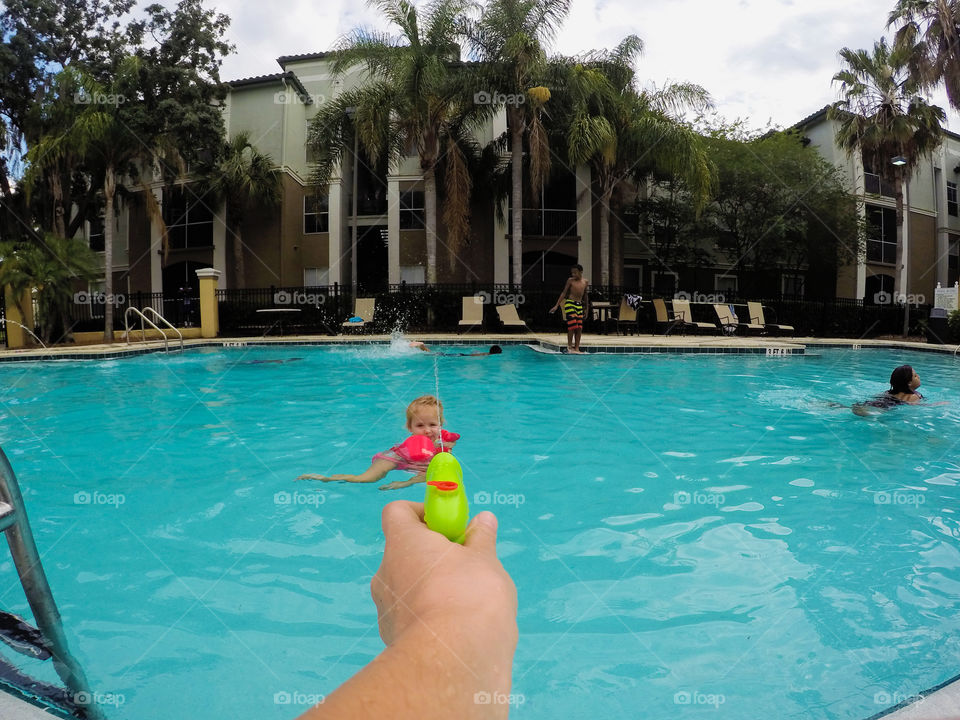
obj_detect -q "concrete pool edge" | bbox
[866,671,960,719]
[0,334,954,362]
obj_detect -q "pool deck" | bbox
[0,332,954,361]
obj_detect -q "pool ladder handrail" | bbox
[0,448,103,719]
[123,306,183,352]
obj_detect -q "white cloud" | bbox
[203,0,960,131]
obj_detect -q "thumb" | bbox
[464,511,499,555]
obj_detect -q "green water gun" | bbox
[423,452,469,544]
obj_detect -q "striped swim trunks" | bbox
[563,299,583,330]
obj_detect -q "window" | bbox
[304,194,329,233]
[862,158,896,198]
[651,271,678,295]
[866,205,897,264]
[949,235,960,287]
[164,188,213,249]
[305,120,317,164]
[399,190,424,230]
[304,267,329,286]
[508,171,578,237]
[782,274,805,298]
[948,181,958,217]
[88,216,105,252]
[400,265,425,284]
[714,274,737,294]
[623,264,643,291]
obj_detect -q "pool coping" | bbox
[0,334,955,362]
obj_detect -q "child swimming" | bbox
[297,395,459,491]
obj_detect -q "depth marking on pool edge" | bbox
[222,341,248,347]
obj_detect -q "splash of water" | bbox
[0,319,47,349]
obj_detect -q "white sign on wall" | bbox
[934,284,959,312]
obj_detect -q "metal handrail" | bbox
[123,306,182,352]
[141,307,183,352]
[0,448,103,719]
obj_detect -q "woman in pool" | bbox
[297,395,459,491]
[852,364,925,416]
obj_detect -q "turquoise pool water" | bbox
[1,344,959,719]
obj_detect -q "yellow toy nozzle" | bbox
[423,453,469,544]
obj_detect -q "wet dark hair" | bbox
[489,345,502,354]
[889,365,915,395]
[572,264,583,271]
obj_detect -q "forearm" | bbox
[302,614,518,720]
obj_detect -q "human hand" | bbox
[371,501,517,647]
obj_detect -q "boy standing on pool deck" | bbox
[549,264,590,353]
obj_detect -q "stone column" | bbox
[195,268,221,338]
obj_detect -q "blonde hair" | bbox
[406,395,443,427]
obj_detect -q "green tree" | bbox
[196,132,281,288]
[830,37,944,322]
[563,35,712,287]
[309,0,478,285]
[0,234,100,345]
[466,0,571,287]
[889,0,960,109]
[696,124,863,296]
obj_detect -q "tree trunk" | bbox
[50,171,66,238]
[510,110,524,290]
[103,165,116,344]
[893,180,904,301]
[232,202,246,289]
[424,165,438,284]
[599,185,612,287]
[610,192,624,289]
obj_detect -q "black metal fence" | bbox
[213,283,930,338]
[64,291,200,332]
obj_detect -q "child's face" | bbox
[408,411,441,441]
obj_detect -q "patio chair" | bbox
[615,296,638,335]
[748,302,795,336]
[652,298,688,335]
[495,303,528,331]
[671,298,717,334]
[459,296,484,333]
[713,303,764,335]
[342,297,376,332]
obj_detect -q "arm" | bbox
[297,458,396,483]
[549,279,572,313]
[583,283,590,318]
[298,502,518,720]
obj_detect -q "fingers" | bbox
[464,511,499,556]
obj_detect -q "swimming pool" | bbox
[0,343,959,719]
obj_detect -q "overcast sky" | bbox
[208,0,960,133]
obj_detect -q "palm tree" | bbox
[889,0,960,109]
[309,0,478,285]
[196,132,280,288]
[0,234,100,345]
[70,56,166,342]
[830,38,944,334]
[466,0,571,288]
[564,36,713,287]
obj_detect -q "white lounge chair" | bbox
[495,303,528,330]
[459,296,484,333]
[748,302,794,336]
[342,297,375,332]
